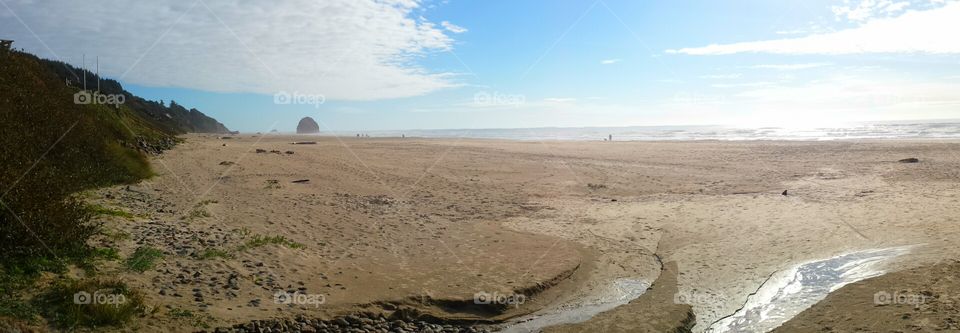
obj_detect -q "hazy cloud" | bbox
[667,1,960,55]
[0,0,462,100]
[832,0,912,22]
[441,21,468,33]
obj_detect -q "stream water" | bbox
[492,246,911,333]
[496,278,650,333]
[708,246,914,333]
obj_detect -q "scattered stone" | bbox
[292,141,317,145]
[211,313,491,333]
[899,158,920,163]
[292,179,310,184]
[587,183,607,190]
[284,151,294,155]
[255,149,267,153]
[219,161,235,166]
[782,190,788,196]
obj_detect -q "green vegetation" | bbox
[0,48,229,328]
[235,227,252,237]
[86,204,136,219]
[198,248,232,260]
[187,199,217,219]
[38,278,145,328]
[167,306,212,328]
[125,247,164,272]
[188,209,212,219]
[168,307,193,318]
[102,228,131,242]
[0,297,40,323]
[1,49,165,281]
[238,235,306,251]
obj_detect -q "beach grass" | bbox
[198,248,233,260]
[125,247,164,272]
[86,204,136,219]
[238,235,305,251]
[38,278,145,328]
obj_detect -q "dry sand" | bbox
[85,135,960,332]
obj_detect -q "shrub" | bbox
[38,278,145,328]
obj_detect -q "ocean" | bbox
[349,119,960,141]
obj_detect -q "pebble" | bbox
[207,313,491,333]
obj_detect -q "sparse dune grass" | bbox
[125,247,164,272]
[238,235,305,251]
[86,204,136,219]
[38,278,145,328]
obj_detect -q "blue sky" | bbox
[4,0,959,132]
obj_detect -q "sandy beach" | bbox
[84,135,960,332]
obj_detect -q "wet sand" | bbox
[85,135,960,332]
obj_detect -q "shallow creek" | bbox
[495,278,650,333]
[494,246,912,333]
[708,246,914,332]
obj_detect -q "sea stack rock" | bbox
[296,117,320,134]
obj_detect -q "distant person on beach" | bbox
[608,134,612,141]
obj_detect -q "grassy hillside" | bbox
[40,56,231,134]
[0,48,227,325]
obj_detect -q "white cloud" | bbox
[600,59,622,65]
[832,0,912,22]
[441,21,468,34]
[749,63,833,70]
[0,0,462,100]
[667,1,960,55]
[544,97,577,103]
